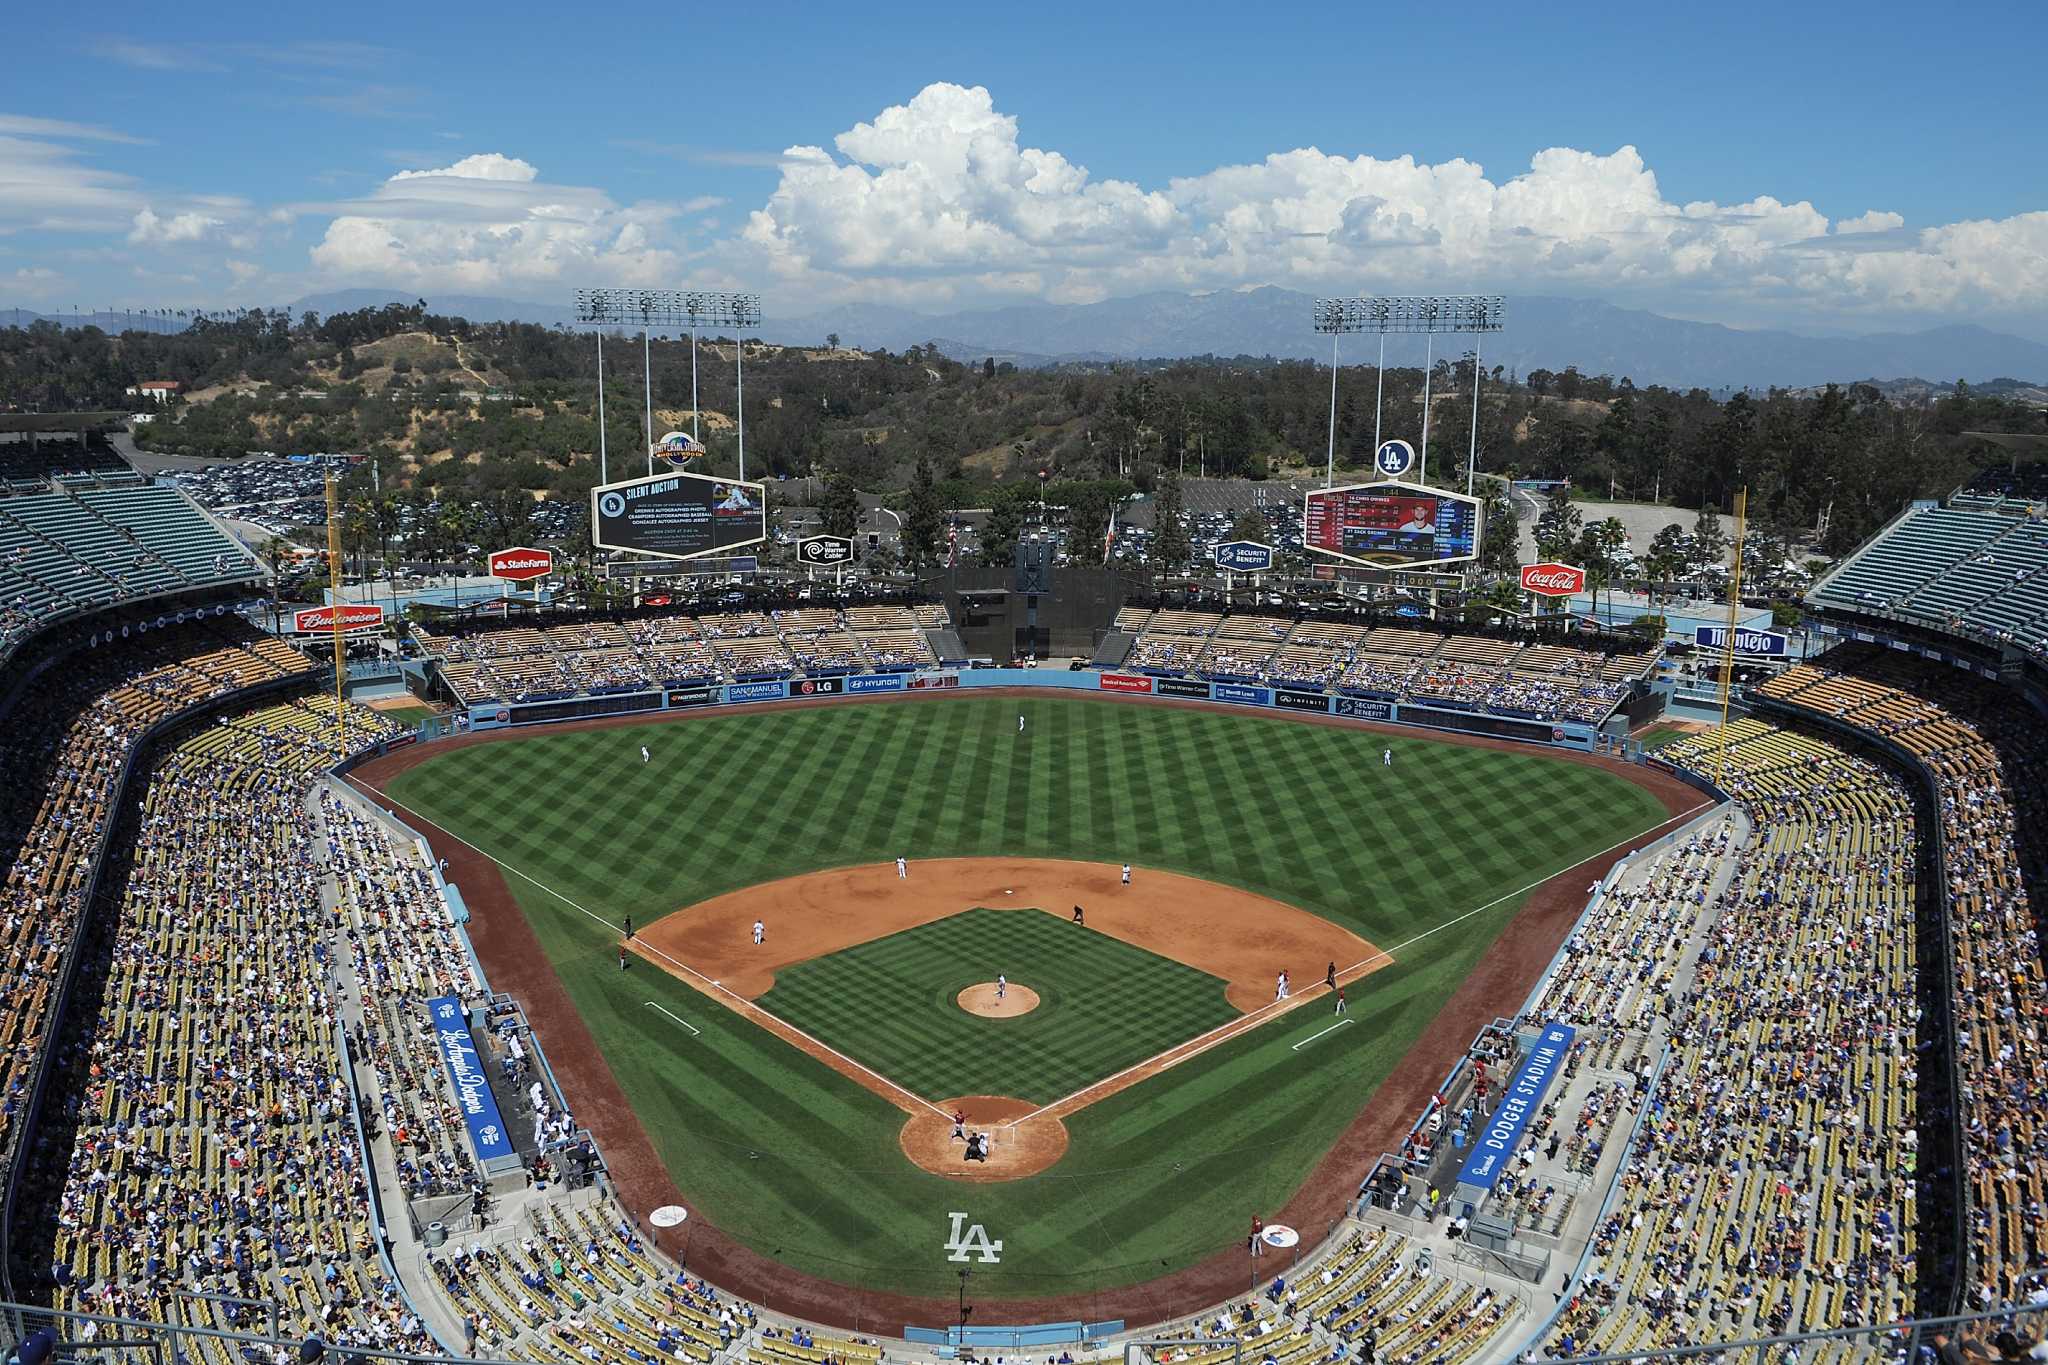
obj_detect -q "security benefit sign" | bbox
[1455,1021,1575,1191]
[427,995,517,1163]
[591,470,768,562]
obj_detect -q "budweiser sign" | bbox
[489,546,554,581]
[1520,562,1586,597]
[291,604,385,633]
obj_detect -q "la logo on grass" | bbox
[944,1212,1003,1263]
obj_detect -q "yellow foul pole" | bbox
[325,472,347,759]
[1714,488,1748,790]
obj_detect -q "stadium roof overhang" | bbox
[0,412,127,433]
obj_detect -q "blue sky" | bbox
[4,1,2045,335]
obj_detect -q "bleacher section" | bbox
[1545,718,1922,1352]
[0,621,318,1182]
[1757,644,2048,1303]
[1806,500,2048,657]
[417,603,951,706]
[0,483,262,654]
[1119,611,1656,725]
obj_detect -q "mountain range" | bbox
[12,289,2047,393]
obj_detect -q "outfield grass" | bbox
[387,695,1670,1298]
[757,906,1238,1103]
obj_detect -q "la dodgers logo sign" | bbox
[944,1212,1003,1263]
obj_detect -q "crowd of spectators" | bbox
[1760,644,2048,1312]
[419,606,944,705]
[1117,609,1653,723]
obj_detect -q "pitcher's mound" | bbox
[958,982,1039,1017]
[900,1095,1068,1181]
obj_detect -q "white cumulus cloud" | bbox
[129,206,225,244]
[308,152,685,290]
[733,83,2048,329]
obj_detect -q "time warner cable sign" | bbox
[428,995,516,1164]
[1455,1021,1575,1191]
[591,470,767,562]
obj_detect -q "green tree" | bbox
[978,485,1031,566]
[818,471,861,539]
[1533,484,1582,560]
[1151,470,1191,570]
[901,456,945,572]
[1645,523,1689,602]
[1689,504,1728,576]
[1479,488,1519,577]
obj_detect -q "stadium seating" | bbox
[0,484,262,656]
[1757,644,2048,1305]
[1543,717,1923,1352]
[419,603,952,705]
[1806,498,2048,657]
[1118,611,1652,724]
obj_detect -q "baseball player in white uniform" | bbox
[996,974,1007,1002]
[896,855,907,879]
[752,919,765,946]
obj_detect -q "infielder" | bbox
[896,855,908,879]
[1275,971,1289,1000]
[1121,863,1131,886]
[752,919,765,946]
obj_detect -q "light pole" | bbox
[573,289,762,481]
[1312,296,1504,485]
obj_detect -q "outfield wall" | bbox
[454,667,1604,751]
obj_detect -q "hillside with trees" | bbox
[3,303,2041,568]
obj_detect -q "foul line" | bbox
[371,795,955,1123]
[1007,798,1713,1129]
[644,1001,701,1036]
[1291,1018,1353,1051]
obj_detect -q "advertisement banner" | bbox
[290,604,385,634]
[666,686,715,707]
[726,680,788,703]
[1456,1022,1575,1190]
[1520,562,1586,597]
[1334,696,1394,721]
[1211,682,1272,706]
[846,673,908,694]
[791,677,844,696]
[1098,673,1155,694]
[488,546,554,581]
[1154,676,1210,699]
[427,995,516,1164]
[1213,540,1275,572]
[1272,687,1331,713]
[797,536,855,567]
[1693,625,1788,657]
[907,672,960,690]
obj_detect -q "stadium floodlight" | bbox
[572,288,765,482]
[1313,295,1506,494]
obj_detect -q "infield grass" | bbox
[386,694,1674,1299]
[757,906,1238,1103]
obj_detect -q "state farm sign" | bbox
[291,604,385,633]
[1520,562,1586,597]
[489,546,554,581]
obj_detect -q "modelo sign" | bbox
[1695,625,1789,657]
[291,604,385,634]
[489,546,554,581]
[1521,563,1586,597]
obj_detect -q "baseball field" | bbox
[370,693,1683,1314]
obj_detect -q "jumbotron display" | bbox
[591,470,767,561]
[1302,480,1481,568]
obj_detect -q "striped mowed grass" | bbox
[385,694,1671,1298]
[756,906,1238,1104]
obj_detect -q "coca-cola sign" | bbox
[489,546,555,581]
[1520,562,1586,597]
[291,604,385,633]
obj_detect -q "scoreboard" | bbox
[591,470,768,561]
[1303,481,1480,569]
